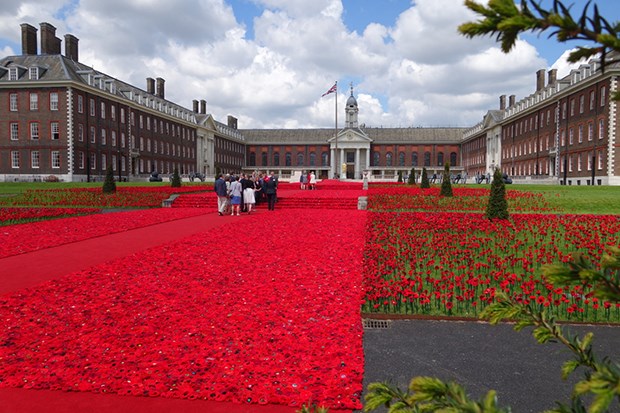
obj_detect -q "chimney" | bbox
[536,69,545,91]
[548,69,557,86]
[192,99,199,113]
[40,22,60,55]
[200,99,206,114]
[64,34,79,61]
[156,77,165,99]
[499,95,506,110]
[146,77,155,95]
[21,23,38,55]
[509,95,516,107]
[227,115,238,129]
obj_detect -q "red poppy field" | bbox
[0,209,366,410]
[0,207,100,226]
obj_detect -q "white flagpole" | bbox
[334,81,338,179]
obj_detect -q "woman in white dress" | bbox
[243,176,256,213]
[309,171,317,190]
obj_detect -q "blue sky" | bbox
[1,0,617,128]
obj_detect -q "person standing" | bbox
[229,176,243,216]
[309,171,316,190]
[263,171,278,210]
[214,174,228,216]
[243,175,256,213]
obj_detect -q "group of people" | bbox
[299,170,317,190]
[214,171,278,215]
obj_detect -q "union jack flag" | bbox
[321,83,337,97]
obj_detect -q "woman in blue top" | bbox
[229,176,243,216]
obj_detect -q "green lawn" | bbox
[518,185,620,215]
[0,181,211,195]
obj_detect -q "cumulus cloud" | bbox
[0,0,555,128]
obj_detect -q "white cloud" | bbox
[551,48,588,79]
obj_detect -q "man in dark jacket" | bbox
[214,174,228,216]
[263,171,278,211]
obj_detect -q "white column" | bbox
[340,149,345,178]
[355,148,360,179]
[331,148,336,178]
[366,148,370,171]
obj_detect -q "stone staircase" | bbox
[171,192,360,210]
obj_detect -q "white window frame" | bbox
[100,102,106,119]
[51,151,60,169]
[29,67,39,80]
[30,93,38,111]
[599,119,605,139]
[10,123,19,141]
[30,122,39,140]
[101,153,107,169]
[90,126,96,143]
[90,153,96,170]
[101,128,107,145]
[11,151,20,168]
[50,92,59,111]
[79,152,85,169]
[10,93,18,111]
[78,124,84,142]
[51,122,60,140]
[9,67,18,80]
[77,95,84,113]
[31,150,40,168]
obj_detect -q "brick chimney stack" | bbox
[509,95,516,107]
[146,77,155,95]
[40,22,61,55]
[536,69,545,91]
[21,23,38,55]
[64,34,79,61]
[192,100,199,113]
[499,95,506,110]
[200,99,206,114]
[156,77,165,99]
[548,69,557,86]
[227,115,238,129]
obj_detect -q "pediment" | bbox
[327,128,373,143]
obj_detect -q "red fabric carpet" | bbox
[0,209,337,413]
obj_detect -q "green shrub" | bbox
[171,169,182,188]
[439,162,453,197]
[486,168,509,220]
[407,168,416,185]
[102,165,116,194]
[421,168,430,189]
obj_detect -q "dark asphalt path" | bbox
[361,319,619,413]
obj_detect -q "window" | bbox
[100,102,106,119]
[50,92,58,111]
[261,152,268,166]
[112,155,117,171]
[11,151,20,168]
[568,155,573,172]
[273,152,280,166]
[569,128,574,145]
[77,95,83,113]
[579,95,584,114]
[29,67,39,80]
[30,93,38,110]
[101,154,107,169]
[121,108,125,123]
[90,153,96,170]
[90,99,95,116]
[450,152,457,166]
[121,156,126,172]
[51,122,59,140]
[30,122,39,140]
[52,151,60,169]
[322,152,329,166]
[588,123,593,141]
[111,131,117,147]
[598,150,603,170]
[587,152,593,171]
[121,132,126,148]
[398,152,405,166]
[249,152,256,165]
[101,129,106,145]
[578,125,583,143]
[590,91,595,110]
[111,105,116,120]
[599,119,605,139]
[309,152,316,166]
[79,152,85,169]
[31,150,40,168]
[9,67,18,80]
[570,99,575,116]
[561,130,565,146]
[285,152,291,166]
[412,152,418,166]
[577,153,582,171]
[78,124,84,142]
[424,151,431,166]
[296,153,304,166]
[10,123,19,141]
[10,93,18,111]
[90,126,96,143]
[600,86,606,106]
[385,152,393,166]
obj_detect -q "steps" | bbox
[171,192,360,210]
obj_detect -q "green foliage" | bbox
[407,168,416,185]
[170,169,182,188]
[439,162,453,197]
[296,403,330,413]
[398,171,403,183]
[102,165,116,194]
[420,168,430,189]
[485,169,509,220]
[365,248,620,413]
[459,0,620,100]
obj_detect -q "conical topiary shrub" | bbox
[408,167,416,185]
[102,165,116,194]
[421,167,430,189]
[440,162,453,197]
[486,168,509,220]
[171,168,182,188]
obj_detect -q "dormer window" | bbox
[29,67,39,80]
[9,67,18,80]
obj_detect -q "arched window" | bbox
[273,152,280,166]
[386,152,393,166]
[424,151,431,166]
[437,152,444,166]
[261,152,268,166]
[321,152,329,166]
[285,152,292,166]
[450,152,457,166]
[249,152,256,166]
[398,152,405,166]
[412,152,418,166]
[309,152,316,166]
[373,151,380,166]
[297,153,304,166]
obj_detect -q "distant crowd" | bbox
[214,171,278,215]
